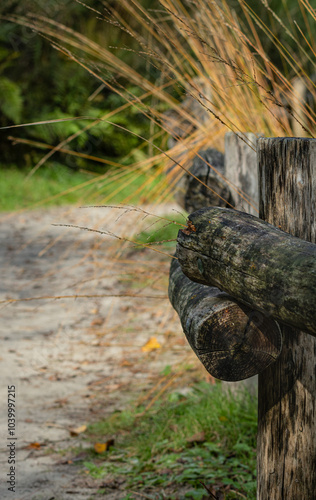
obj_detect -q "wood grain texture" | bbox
[176,206,316,336]
[257,137,316,500]
[169,257,281,381]
[225,133,261,215]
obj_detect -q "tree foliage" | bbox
[0,0,156,169]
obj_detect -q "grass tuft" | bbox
[84,381,257,499]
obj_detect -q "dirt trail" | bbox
[0,204,195,500]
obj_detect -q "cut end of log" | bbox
[169,257,282,383]
[195,305,282,381]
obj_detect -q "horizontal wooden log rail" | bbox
[169,258,282,381]
[177,206,316,336]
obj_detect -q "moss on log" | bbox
[177,206,316,336]
[169,258,281,382]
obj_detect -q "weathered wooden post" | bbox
[225,132,260,215]
[169,134,316,497]
[257,137,316,499]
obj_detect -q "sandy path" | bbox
[0,204,194,500]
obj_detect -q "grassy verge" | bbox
[0,164,168,211]
[0,164,92,211]
[83,381,257,499]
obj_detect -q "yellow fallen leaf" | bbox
[94,442,107,453]
[69,424,87,436]
[219,416,228,422]
[142,337,161,352]
[94,438,114,454]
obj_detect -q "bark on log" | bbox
[176,206,316,336]
[257,137,316,500]
[169,258,281,382]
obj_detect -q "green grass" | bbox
[135,214,186,250]
[84,381,257,499]
[0,164,92,211]
[0,164,167,211]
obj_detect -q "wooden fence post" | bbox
[257,137,316,499]
[224,132,261,392]
[225,132,260,215]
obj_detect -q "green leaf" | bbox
[0,77,23,123]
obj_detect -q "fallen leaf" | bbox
[120,359,132,367]
[69,424,87,436]
[25,442,41,449]
[219,416,228,422]
[141,337,161,352]
[54,398,68,405]
[90,318,104,326]
[94,442,107,453]
[94,438,114,454]
[186,431,206,444]
[58,458,74,465]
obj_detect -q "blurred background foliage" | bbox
[0,0,163,171]
[0,0,315,174]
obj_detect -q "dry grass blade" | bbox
[52,223,178,259]
[0,293,168,305]
[0,116,97,130]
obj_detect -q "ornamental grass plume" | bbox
[4,0,315,208]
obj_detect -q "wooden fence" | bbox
[168,135,316,499]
